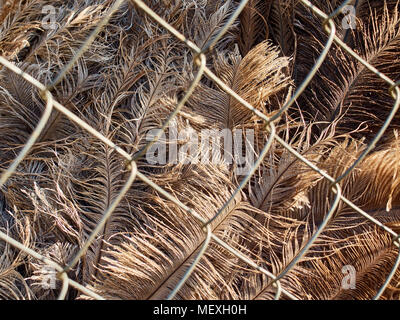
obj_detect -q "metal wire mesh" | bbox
[0,0,399,300]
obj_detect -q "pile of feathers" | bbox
[0,0,400,299]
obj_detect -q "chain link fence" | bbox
[0,0,399,300]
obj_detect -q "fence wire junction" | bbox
[0,0,400,300]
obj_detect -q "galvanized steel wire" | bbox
[0,0,399,300]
